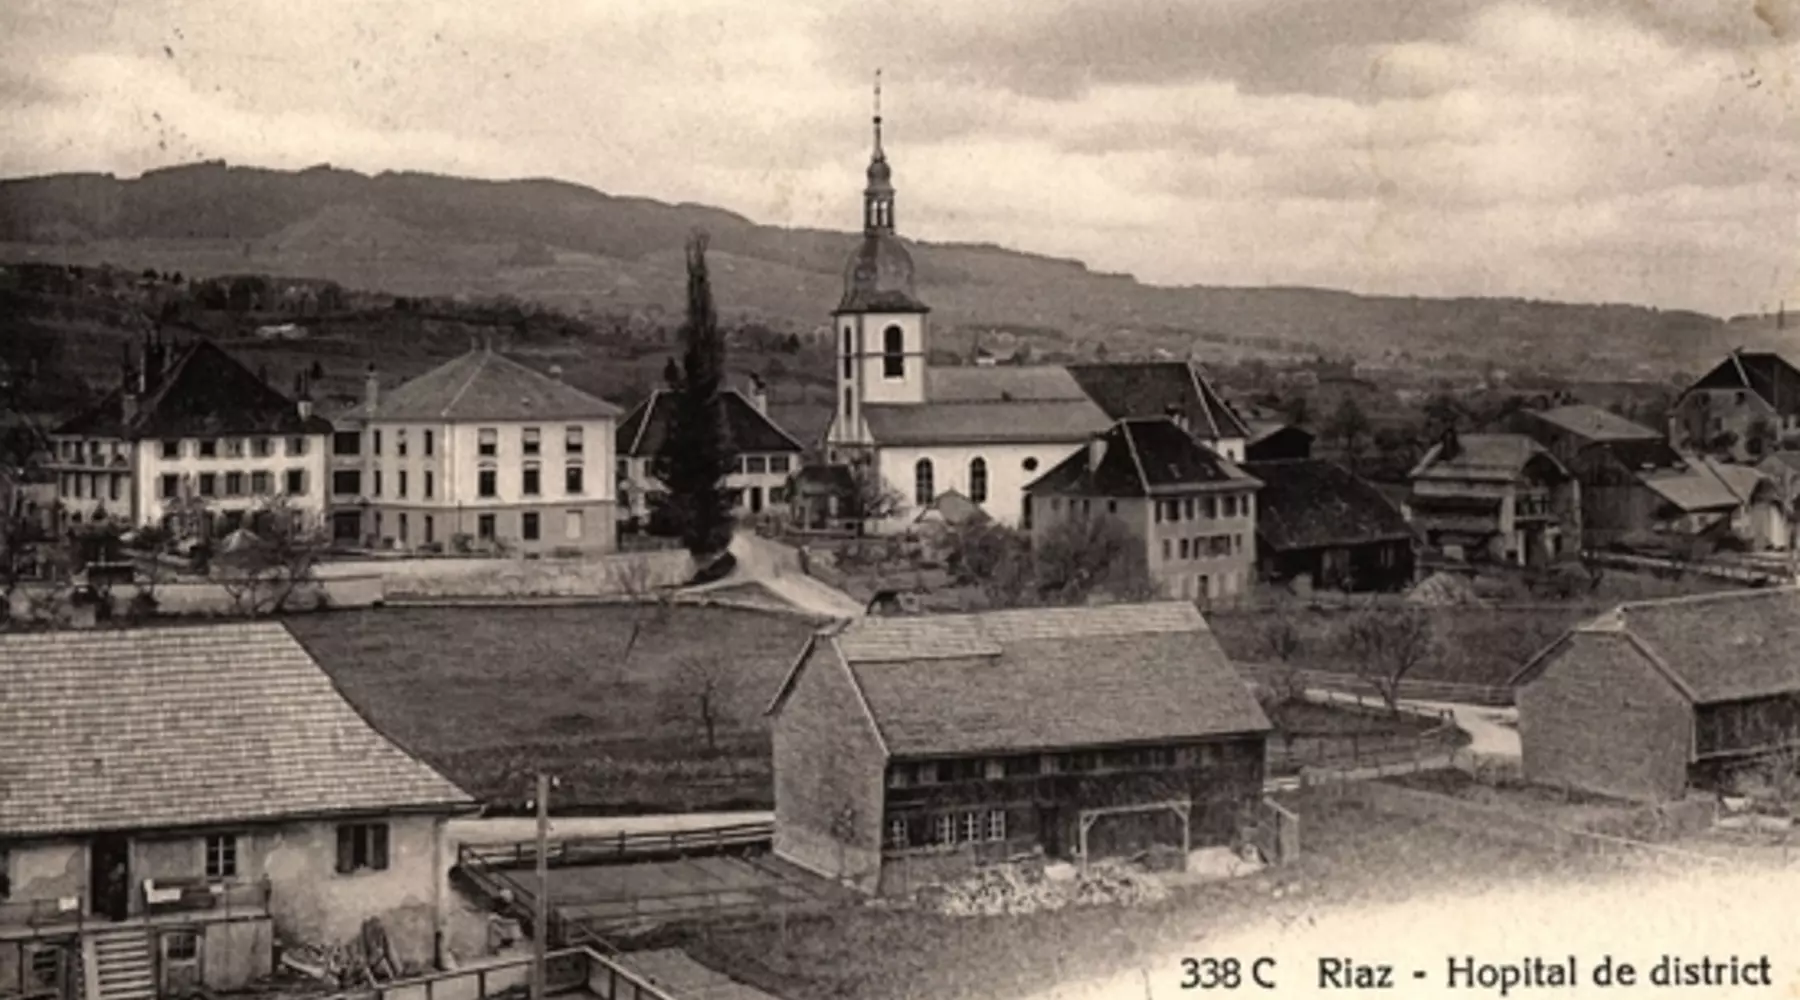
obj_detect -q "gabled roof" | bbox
[0,622,476,837]
[1638,457,1761,513]
[927,366,1092,403]
[1597,438,1688,474]
[1409,433,1566,483]
[1026,418,1260,498]
[1066,361,1251,442]
[1246,421,1313,447]
[772,602,1268,757]
[1684,351,1800,416]
[616,388,804,458]
[1243,459,1416,552]
[766,401,834,455]
[1524,404,1660,443]
[346,348,621,423]
[56,340,332,440]
[1512,588,1800,706]
[862,399,1112,446]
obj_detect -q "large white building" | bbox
[48,336,332,535]
[329,346,623,554]
[822,110,1249,531]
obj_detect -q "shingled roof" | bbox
[617,388,804,458]
[1523,404,1661,443]
[0,622,476,837]
[1409,433,1568,484]
[346,347,621,423]
[1066,362,1251,441]
[1243,458,1416,552]
[1684,350,1800,417]
[862,399,1112,446]
[1512,588,1800,706]
[1026,418,1261,497]
[56,340,332,440]
[770,602,1268,757]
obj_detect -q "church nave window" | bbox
[914,458,935,507]
[969,457,988,504]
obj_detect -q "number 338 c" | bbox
[1180,957,1276,990]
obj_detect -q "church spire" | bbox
[864,69,895,234]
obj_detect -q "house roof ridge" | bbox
[438,350,489,419]
[1119,420,1153,492]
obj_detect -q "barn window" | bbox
[961,812,981,843]
[914,458,934,506]
[883,325,905,379]
[886,819,909,849]
[934,815,954,846]
[335,823,389,874]
[986,810,1007,842]
[204,834,238,880]
[968,458,988,504]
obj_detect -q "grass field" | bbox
[286,605,817,813]
[683,795,1667,1000]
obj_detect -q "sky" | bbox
[2,0,1799,317]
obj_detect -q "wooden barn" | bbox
[1242,458,1417,593]
[765,602,1271,894]
[1511,588,1800,802]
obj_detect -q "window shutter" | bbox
[371,824,390,871]
[335,826,354,874]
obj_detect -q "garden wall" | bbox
[316,550,695,599]
[4,574,386,620]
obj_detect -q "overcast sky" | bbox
[4,0,1798,317]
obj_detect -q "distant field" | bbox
[286,605,817,813]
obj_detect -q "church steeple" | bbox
[864,70,895,234]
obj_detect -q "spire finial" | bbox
[873,69,884,156]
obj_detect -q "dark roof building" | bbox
[56,337,332,440]
[1244,458,1417,592]
[767,602,1270,892]
[1027,418,1259,498]
[1245,421,1314,462]
[616,388,804,459]
[1066,362,1252,455]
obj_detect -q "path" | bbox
[1302,687,1520,761]
[681,530,864,620]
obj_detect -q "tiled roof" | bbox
[862,399,1112,446]
[1600,438,1687,473]
[616,389,804,458]
[0,622,476,837]
[1696,458,1770,504]
[56,340,333,440]
[1244,459,1416,552]
[1066,362,1251,441]
[345,348,621,422]
[1410,433,1563,483]
[926,366,1091,403]
[766,401,834,455]
[1518,589,1800,705]
[1026,418,1260,498]
[1758,451,1800,477]
[1524,405,1660,443]
[1639,469,1741,512]
[1686,351,1800,416]
[827,602,1268,756]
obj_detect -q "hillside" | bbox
[0,160,1759,378]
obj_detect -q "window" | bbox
[1023,456,1039,472]
[883,325,905,378]
[424,430,435,456]
[199,439,217,459]
[886,819,909,850]
[1185,498,1196,520]
[522,512,540,541]
[745,455,767,474]
[160,474,179,499]
[252,438,273,458]
[424,516,435,545]
[109,476,123,502]
[163,932,198,962]
[204,834,238,879]
[843,327,854,378]
[914,458,934,506]
[398,513,408,542]
[286,436,307,457]
[984,758,1006,781]
[395,430,408,457]
[934,815,954,846]
[987,810,1007,842]
[424,471,435,499]
[197,473,217,497]
[523,427,541,456]
[1003,755,1039,777]
[961,812,980,843]
[523,464,542,496]
[372,470,383,497]
[477,514,496,540]
[1106,499,1116,514]
[769,455,791,474]
[564,426,584,455]
[565,465,585,494]
[887,764,914,789]
[223,438,244,458]
[478,428,498,457]
[285,469,306,495]
[251,471,271,495]
[844,387,854,418]
[396,471,408,499]
[333,432,361,456]
[1179,538,1191,559]
[161,440,180,459]
[26,946,57,988]
[565,510,584,540]
[1161,538,1172,562]
[1203,496,1218,519]
[224,472,244,496]
[335,823,389,874]
[969,457,988,504]
[478,469,497,498]
[373,430,383,456]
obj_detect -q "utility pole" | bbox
[531,773,550,1000]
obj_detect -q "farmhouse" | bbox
[766,602,1271,895]
[0,622,478,1000]
[1242,458,1417,593]
[1405,430,1580,566]
[615,379,805,522]
[1512,588,1800,802]
[1668,349,1800,462]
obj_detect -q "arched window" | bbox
[969,457,988,504]
[844,386,854,418]
[843,326,854,378]
[914,458,934,507]
[883,325,905,379]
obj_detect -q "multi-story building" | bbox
[1668,350,1800,462]
[1404,431,1581,566]
[48,335,331,536]
[1023,418,1262,604]
[329,347,622,554]
[614,379,805,522]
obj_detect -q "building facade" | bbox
[1243,458,1417,592]
[1405,431,1580,567]
[1667,350,1800,462]
[330,349,621,554]
[615,384,804,522]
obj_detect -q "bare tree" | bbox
[844,459,903,535]
[1261,619,1308,702]
[1032,514,1157,606]
[658,652,741,755]
[612,554,676,666]
[1341,604,1439,712]
[215,496,330,616]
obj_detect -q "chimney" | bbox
[364,363,380,412]
[1087,434,1107,473]
[1164,403,1189,434]
[548,364,564,381]
[748,374,768,414]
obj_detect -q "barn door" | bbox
[159,930,203,998]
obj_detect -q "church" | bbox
[823,95,1250,532]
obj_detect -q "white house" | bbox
[329,347,623,554]
[615,379,805,521]
[821,109,1250,531]
[48,336,332,536]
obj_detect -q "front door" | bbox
[159,930,203,998]
[89,835,130,921]
[749,486,764,514]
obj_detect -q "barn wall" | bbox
[1518,634,1692,802]
[770,650,887,891]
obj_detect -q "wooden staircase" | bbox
[83,927,156,1000]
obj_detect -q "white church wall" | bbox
[873,440,1084,531]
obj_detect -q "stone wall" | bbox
[316,550,694,599]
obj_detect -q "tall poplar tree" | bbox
[653,233,738,560]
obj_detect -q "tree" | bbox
[1031,515,1157,606]
[1280,392,1312,428]
[1421,393,1466,439]
[658,652,740,755]
[1326,397,1371,469]
[1341,604,1439,712]
[214,496,329,616]
[308,360,326,383]
[651,234,739,561]
[662,356,681,388]
[782,332,803,354]
[843,458,903,534]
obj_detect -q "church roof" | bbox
[837,232,928,314]
[863,399,1112,446]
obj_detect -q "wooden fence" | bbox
[1239,662,1514,707]
[310,946,675,1000]
[457,822,774,871]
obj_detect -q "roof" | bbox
[1027,418,1260,498]
[1246,421,1313,446]
[1525,405,1660,443]
[927,366,1092,403]
[1410,433,1566,483]
[1639,464,1746,513]
[1596,438,1688,474]
[775,602,1269,757]
[1697,457,1770,503]
[788,463,855,493]
[617,388,804,458]
[1685,351,1800,416]
[1066,362,1252,441]
[0,622,476,837]
[862,399,1112,446]
[1757,450,1800,478]
[56,340,333,440]
[837,232,929,314]
[1243,459,1416,551]
[766,401,834,455]
[1513,588,1800,705]
[346,348,621,422]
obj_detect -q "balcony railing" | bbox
[0,878,272,933]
